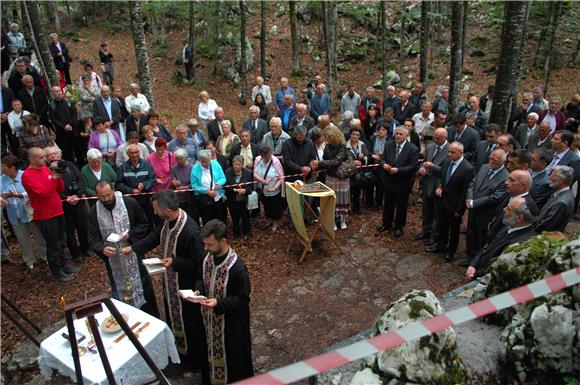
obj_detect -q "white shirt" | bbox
[198,99,218,121]
[509,191,528,203]
[7,110,30,137]
[125,93,151,114]
[411,112,434,135]
[91,168,102,180]
[507,224,531,235]
[543,112,557,134]
[251,85,272,105]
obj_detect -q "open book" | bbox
[106,230,129,243]
[178,290,207,303]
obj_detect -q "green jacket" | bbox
[81,162,117,197]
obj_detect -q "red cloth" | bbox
[22,166,64,221]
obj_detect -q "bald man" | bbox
[17,75,49,126]
[49,86,78,162]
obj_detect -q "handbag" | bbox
[246,191,259,210]
[336,150,358,179]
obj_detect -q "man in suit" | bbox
[377,126,420,237]
[466,197,535,279]
[289,103,315,134]
[17,75,50,128]
[534,165,576,233]
[427,141,474,262]
[49,33,72,85]
[507,149,531,172]
[473,124,500,172]
[530,149,553,210]
[511,92,540,130]
[125,105,148,137]
[393,91,416,124]
[538,96,567,134]
[464,149,509,262]
[547,130,580,181]
[496,133,516,161]
[447,113,479,161]
[527,121,552,152]
[93,85,121,133]
[467,95,489,137]
[415,127,449,243]
[48,86,77,162]
[242,105,267,144]
[207,107,236,142]
[514,112,539,149]
[229,128,260,170]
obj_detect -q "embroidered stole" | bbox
[160,208,188,355]
[201,248,238,385]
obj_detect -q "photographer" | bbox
[22,147,80,282]
[45,145,89,263]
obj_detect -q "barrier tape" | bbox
[234,267,580,385]
[61,163,382,202]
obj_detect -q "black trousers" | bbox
[61,65,72,85]
[75,137,89,168]
[365,180,384,208]
[228,201,250,236]
[437,206,462,255]
[197,198,226,227]
[36,215,67,274]
[351,183,364,211]
[55,133,75,162]
[382,188,411,230]
[421,192,437,236]
[63,202,89,258]
[184,62,193,80]
[466,211,489,259]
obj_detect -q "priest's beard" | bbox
[103,196,116,211]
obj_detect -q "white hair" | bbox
[387,85,395,92]
[129,83,139,89]
[528,112,539,121]
[342,111,354,120]
[174,148,188,159]
[249,105,260,113]
[270,117,282,126]
[86,148,102,161]
[552,165,574,185]
[10,23,19,29]
[197,149,211,161]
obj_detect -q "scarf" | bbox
[160,208,188,354]
[96,192,145,308]
[201,247,238,385]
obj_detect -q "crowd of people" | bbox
[1,22,580,384]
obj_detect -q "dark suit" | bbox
[514,123,537,149]
[420,141,449,237]
[552,150,580,182]
[126,115,148,136]
[534,188,575,233]
[224,167,254,236]
[393,101,416,124]
[511,104,540,127]
[527,134,552,152]
[49,98,78,162]
[229,142,260,168]
[531,170,552,210]
[49,41,72,84]
[289,114,315,133]
[207,118,236,143]
[435,158,475,255]
[1,87,15,156]
[17,86,49,126]
[487,192,539,242]
[466,165,509,258]
[473,140,496,172]
[469,226,535,277]
[380,140,419,230]
[93,96,121,132]
[448,126,480,161]
[471,109,489,137]
[242,118,267,144]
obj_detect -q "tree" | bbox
[448,1,464,115]
[24,1,58,88]
[419,0,430,84]
[260,0,267,79]
[129,0,155,110]
[239,0,248,105]
[489,1,531,130]
[188,0,196,82]
[461,1,468,66]
[289,1,301,76]
[44,0,60,30]
[325,1,337,113]
[380,1,388,98]
[543,1,562,97]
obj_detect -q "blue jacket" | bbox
[0,171,32,225]
[191,160,226,197]
[310,93,330,120]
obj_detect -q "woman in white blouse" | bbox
[197,90,218,128]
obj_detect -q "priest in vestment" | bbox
[124,189,207,375]
[191,219,254,385]
[87,180,159,317]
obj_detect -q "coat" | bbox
[190,160,226,197]
[437,158,475,216]
[93,96,121,131]
[447,125,480,161]
[466,165,509,230]
[380,140,420,193]
[421,142,449,196]
[534,188,575,232]
[49,41,72,71]
[224,167,254,205]
[242,118,268,144]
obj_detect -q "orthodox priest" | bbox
[190,219,253,385]
[122,189,207,375]
[87,180,159,317]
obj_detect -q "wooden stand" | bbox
[64,294,170,385]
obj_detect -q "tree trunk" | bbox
[20,1,33,43]
[260,1,267,79]
[320,2,326,50]
[160,13,167,46]
[189,0,196,82]
[239,0,248,105]
[108,1,113,20]
[543,1,562,97]
[325,2,337,114]
[65,1,71,17]
[24,1,59,88]
[461,1,468,67]
[151,15,159,45]
[420,0,430,84]
[380,1,388,97]
[289,1,301,76]
[571,37,580,67]
[375,1,384,63]
[398,5,406,76]
[448,1,464,115]
[43,1,60,30]
[489,1,531,130]
[129,0,155,110]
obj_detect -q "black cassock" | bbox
[132,214,207,371]
[196,253,254,384]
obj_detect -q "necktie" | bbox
[478,168,494,192]
[432,146,440,161]
[253,120,257,131]
[446,161,455,183]
[546,155,560,173]
[485,143,494,157]
[395,144,402,159]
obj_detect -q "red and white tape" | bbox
[234,267,580,385]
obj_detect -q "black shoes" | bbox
[393,229,404,238]
[377,224,392,233]
[63,264,81,274]
[53,270,74,282]
[426,244,446,253]
[444,254,454,263]
[414,232,429,241]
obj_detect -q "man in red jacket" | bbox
[22,147,80,282]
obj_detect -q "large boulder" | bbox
[350,290,466,385]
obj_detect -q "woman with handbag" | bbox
[225,155,254,237]
[346,123,370,213]
[254,145,285,233]
[310,124,351,230]
[191,149,227,226]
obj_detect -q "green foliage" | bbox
[564,377,580,385]
[102,19,123,35]
[337,2,379,29]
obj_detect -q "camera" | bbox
[50,160,81,196]
[50,160,68,174]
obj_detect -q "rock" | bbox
[223,66,240,86]
[353,290,466,384]
[271,25,278,34]
[469,48,486,57]
[349,368,381,385]
[235,38,254,73]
